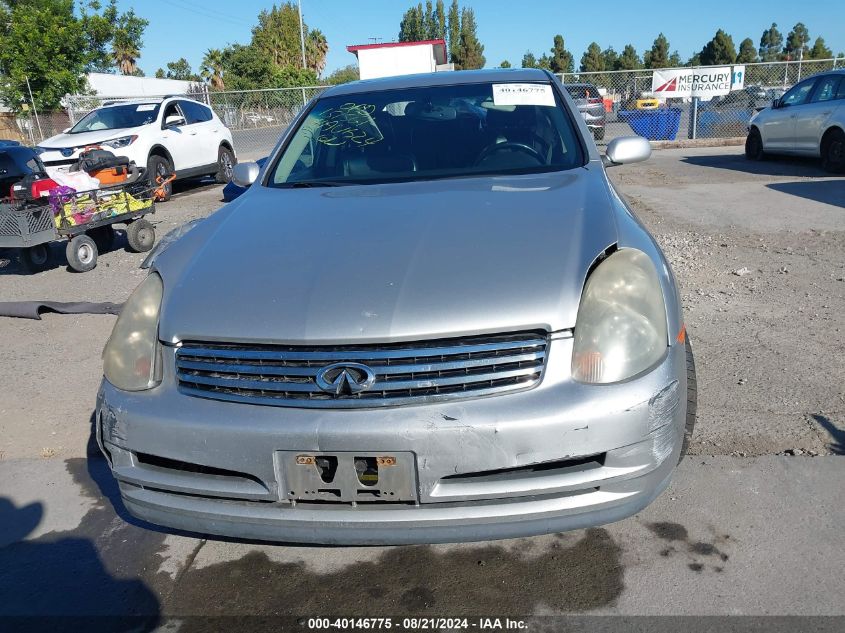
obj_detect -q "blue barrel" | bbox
[618,108,682,140]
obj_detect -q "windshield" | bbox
[268,81,584,187]
[70,103,160,133]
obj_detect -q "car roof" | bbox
[321,68,555,98]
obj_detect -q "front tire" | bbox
[679,338,698,463]
[147,154,173,202]
[215,146,236,183]
[745,127,765,160]
[820,128,845,174]
[66,234,98,272]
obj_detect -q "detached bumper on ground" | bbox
[96,338,687,544]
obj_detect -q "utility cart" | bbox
[0,179,160,272]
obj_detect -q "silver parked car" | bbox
[746,69,845,172]
[97,69,694,545]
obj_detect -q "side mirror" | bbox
[603,136,651,167]
[772,98,781,109]
[164,115,186,128]
[232,161,260,188]
[62,127,70,134]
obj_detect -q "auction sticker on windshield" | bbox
[492,83,555,107]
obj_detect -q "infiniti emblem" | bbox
[315,362,376,396]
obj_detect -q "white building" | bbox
[346,39,452,80]
[85,72,196,97]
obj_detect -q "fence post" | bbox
[25,76,44,142]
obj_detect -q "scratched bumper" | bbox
[96,337,686,544]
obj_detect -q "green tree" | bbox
[325,64,359,84]
[0,0,87,111]
[784,23,810,59]
[454,7,484,69]
[809,37,833,60]
[550,35,574,73]
[668,51,682,67]
[447,0,460,62]
[616,44,641,70]
[601,46,618,71]
[521,51,537,68]
[164,58,199,81]
[736,37,757,63]
[111,8,148,75]
[759,23,783,62]
[201,48,226,90]
[699,29,736,65]
[398,3,425,41]
[687,53,702,67]
[537,53,552,71]
[499,60,511,68]
[79,0,118,72]
[221,43,317,91]
[155,68,165,79]
[252,2,305,68]
[644,33,671,68]
[306,29,329,76]
[423,1,438,39]
[434,0,446,40]
[579,42,605,72]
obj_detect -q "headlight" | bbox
[572,249,668,384]
[102,135,137,149]
[103,274,163,391]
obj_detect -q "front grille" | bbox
[175,331,549,408]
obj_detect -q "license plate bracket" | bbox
[278,451,418,503]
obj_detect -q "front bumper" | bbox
[96,337,687,544]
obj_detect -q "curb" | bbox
[649,137,746,150]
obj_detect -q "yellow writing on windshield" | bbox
[317,103,384,147]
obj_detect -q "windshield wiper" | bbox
[282,180,350,188]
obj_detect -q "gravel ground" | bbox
[1,147,843,462]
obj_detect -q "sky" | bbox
[123,0,845,79]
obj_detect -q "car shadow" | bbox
[766,181,845,208]
[681,153,833,178]
[171,176,221,199]
[811,414,845,455]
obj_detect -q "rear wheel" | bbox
[126,219,155,253]
[820,128,845,174]
[66,234,98,272]
[745,127,765,160]
[147,154,173,201]
[679,337,698,463]
[215,146,236,183]
[21,244,50,272]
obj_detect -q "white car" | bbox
[746,69,845,173]
[37,97,236,200]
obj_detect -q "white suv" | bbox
[37,97,236,200]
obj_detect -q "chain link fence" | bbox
[34,56,845,159]
[558,57,843,145]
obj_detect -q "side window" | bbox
[162,102,185,127]
[836,77,845,100]
[781,79,816,107]
[810,76,841,103]
[180,101,213,124]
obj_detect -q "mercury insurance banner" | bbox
[651,65,746,99]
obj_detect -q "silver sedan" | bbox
[97,68,694,544]
[746,69,845,172]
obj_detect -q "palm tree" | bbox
[306,29,329,76]
[112,35,140,75]
[201,48,226,90]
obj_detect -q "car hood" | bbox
[157,168,618,345]
[39,128,136,149]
